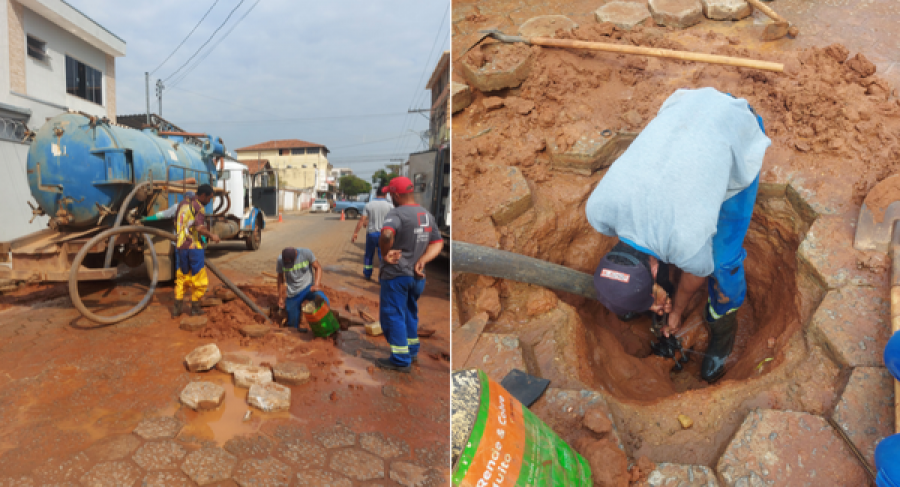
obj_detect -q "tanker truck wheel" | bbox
[246,223,262,251]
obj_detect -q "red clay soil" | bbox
[863,173,900,222]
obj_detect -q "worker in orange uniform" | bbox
[172,184,220,318]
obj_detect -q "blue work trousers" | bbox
[284,286,330,329]
[364,232,382,279]
[379,276,426,367]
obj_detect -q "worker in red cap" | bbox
[376,176,444,372]
[351,187,393,281]
[586,88,770,383]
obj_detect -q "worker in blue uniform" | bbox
[351,191,393,280]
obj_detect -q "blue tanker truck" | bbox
[0,112,276,284]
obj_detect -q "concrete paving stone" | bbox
[180,316,208,332]
[549,131,637,176]
[483,165,533,226]
[239,324,271,338]
[181,448,237,486]
[294,469,352,487]
[460,43,534,92]
[329,448,385,481]
[233,457,291,487]
[701,0,751,20]
[646,463,719,486]
[594,1,651,30]
[248,382,291,412]
[272,361,310,385]
[217,353,253,374]
[78,460,142,487]
[180,381,226,411]
[134,416,184,440]
[82,434,142,462]
[234,366,273,388]
[648,0,703,29]
[798,214,887,290]
[452,312,489,371]
[462,333,526,385]
[810,286,889,367]
[832,367,895,466]
[452,82,473,114]
[132,439,186,470]
[141,471,194,487]
[31,452,90,483]
[315,424,356,449]
[518,15,578,38]
[0,477,34,487]
[185,343,222,372]
[390,461,430,487]
[273,439,327,470]
[717,409,869,486]
[530,388,623,450]
[360,432,410,459]
[223,434,275,458]
[200,297,223,307]
[260,420,308,443]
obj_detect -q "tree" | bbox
[372,168,399,191]
[339,175,371,196]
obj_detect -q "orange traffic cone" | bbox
[278,213,283,223]
[341,210,345,221]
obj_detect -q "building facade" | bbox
[425,51,449,150]
[0,0,125,241]
[235,139,332,196]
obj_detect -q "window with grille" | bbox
[65,55,103,104]
[27,35,47,61]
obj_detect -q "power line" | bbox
[150,0,221,75]
[163,0,246,84]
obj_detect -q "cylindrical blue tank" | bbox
[27,112,221,229]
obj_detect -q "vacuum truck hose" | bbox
[104,181,153,269]
[70,225,268,325]
[451,241,598,300]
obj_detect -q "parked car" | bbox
[311,199,330,213]
[333,200,367,219]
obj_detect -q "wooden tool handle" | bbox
[530,37,784,73]
[744,0,786,22]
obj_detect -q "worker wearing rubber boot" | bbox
[172,184,221,318]
[276,247,325,329]
[377,176,444,372]
[586,88,770,383]
[351,190,392,281]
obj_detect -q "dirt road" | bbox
[0,211,450,485]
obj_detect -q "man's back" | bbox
[364,198,392,233]
[380,204,442,280]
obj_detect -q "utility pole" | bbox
[145,72,150,125]
[156,79,165,116]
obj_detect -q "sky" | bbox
[64,0,450,182]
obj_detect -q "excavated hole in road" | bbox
[573,185,822,402]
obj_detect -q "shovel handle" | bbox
[529,37,784,73]
[744,0,787,23]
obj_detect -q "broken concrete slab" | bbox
[482,165,533,226]
[134,416,184,440]
[463,333,526,384]
[648,0,704,29]
[239,324,272,338]
[810,286,889,367]
[390,461,430,487]
[273,362,310,385]
[717,409,869,486]
[217,353,253,374]
[234,365,273,388]
[233,457,292,487]
[180,316,208,332]
[185,343,222,372]
[460,43,534,92]
[248,382,291,412]
[452,82,473,114]
[701,0,751,20]
[181,448,237,485]
[180,381,226,411]
[132,440,187,470]
[645,463,719,486]
[79,460,142,487]
[518,15,578,38]
[360,432,410,459]
[452,312,490,371]
[832,367,894,466]
[549,131,638,176]
[365,321,383,336]
[595,1,651,30]
[329,449,385,481]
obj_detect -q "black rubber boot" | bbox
[171,300,184,318]
[701,309,739,383]
[190,301,205,316]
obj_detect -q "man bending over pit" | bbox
[276,247,326,330]
[587,87,770,383]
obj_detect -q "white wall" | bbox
[0,141,49,240]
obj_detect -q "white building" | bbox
[0,0,125,241]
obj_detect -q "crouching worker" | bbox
[277,247,326,329]
[172,184,221,317]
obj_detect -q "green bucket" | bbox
[302,293,339,338]
[451,369,592,486]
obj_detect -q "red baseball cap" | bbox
[383,176,414,194]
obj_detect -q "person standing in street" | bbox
[351,190,393,280]
[377,176,444,372]
[276,247,326,329]
[172,184,221,318]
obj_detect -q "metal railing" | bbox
[0,115,30,143]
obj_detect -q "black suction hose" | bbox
[104,181,152,268]
[451,241,598,300]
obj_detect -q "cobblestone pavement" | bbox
[0,212,450,485]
